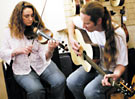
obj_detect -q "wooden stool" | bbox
[0,60,8,99]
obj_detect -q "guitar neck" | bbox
[83,51,120,87]
[83,51,106,76]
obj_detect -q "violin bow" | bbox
[36,0,48,29]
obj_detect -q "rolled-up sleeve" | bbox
[115,29,128,66]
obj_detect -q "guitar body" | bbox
[110,0,125,6]
[69,29,100,72]
[69,29,135,96]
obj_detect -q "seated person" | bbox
[67,1,128,99]
[0,1,66,99]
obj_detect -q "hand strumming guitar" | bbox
[69,37,82,56]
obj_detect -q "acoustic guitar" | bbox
[69,29,135,97]
[82,49,135,97]
[110,0,125,7]
[69,29,100,72]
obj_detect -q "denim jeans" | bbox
[14,61,66,99]
[67,66,111,99]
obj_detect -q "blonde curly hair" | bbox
[8,1,45,39]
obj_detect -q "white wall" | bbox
[43,0,67,31]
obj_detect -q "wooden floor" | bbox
[111,93,124,99]
[111,93,135,99]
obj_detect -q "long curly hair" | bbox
[81,1,117,69]
[8,1,45,39]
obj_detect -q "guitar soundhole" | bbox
[92,45,100,64]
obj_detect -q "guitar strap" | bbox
[75,26,93,44]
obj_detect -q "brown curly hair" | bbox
[81,1,117,70]
[8,1,45,39]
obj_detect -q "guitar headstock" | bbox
[115,80,135,97]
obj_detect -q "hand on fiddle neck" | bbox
[46,40,59,60]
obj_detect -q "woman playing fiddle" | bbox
[0,1,66,99]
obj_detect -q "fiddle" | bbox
[36,28,53,44]
[33,28,68,52]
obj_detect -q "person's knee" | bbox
[84,86,95,98]
[66,76,78,90]
[27,87,45,99]
[84,86,102,99]
[27,84,45,94]
[53,75,66,88]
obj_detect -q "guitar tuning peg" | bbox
[122,80,125,83]
[61,41,64,43]
[117,88,121,92]
[62,50,65,53]
[121,90,124,93]
[65,43,67,46]
[125,89,128,92]
[64,44,68,51]
[124,92,127,95]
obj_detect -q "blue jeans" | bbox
[67,66,110,99]
[14,61,66,99]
